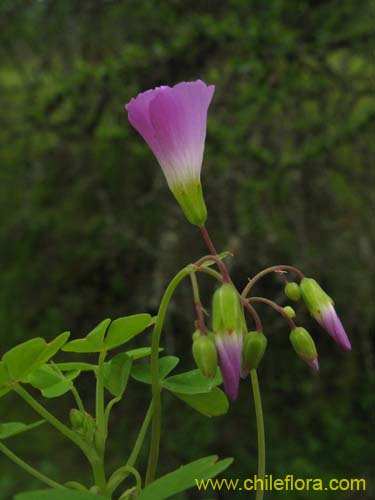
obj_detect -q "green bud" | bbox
[283,306,296,318]
[212,284,244,333]
[299,278,333,315]
[192,330,201,341]
[69,409,85,429]
[192,334,218,378]
[289,327,319,370]
[242,331,268,371]
[284,282,301,301]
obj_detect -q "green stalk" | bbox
[14,385,90,457]
[94,350,108,493]
[250,370,266,500]
[107,402,153,497]
[0,441,65,489]
[145,267,190,485]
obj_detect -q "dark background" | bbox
[0,0,374,498]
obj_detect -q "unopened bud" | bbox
[284,282,301,301]
[242,331,267,371]
[283,306,296,318]
[299,278,332,315]
[289,327,319,371]
[192,334,218,378]
[69,409,85,429]
[212,284,244,333]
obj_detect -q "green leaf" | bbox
[0,420,45,440]
[125,346,163,360]
[1,334,71,385]
[131,356,179,385]
[28,365,80,398]
[54,362,97,372]
[0,362,11,396]
[2,338,47,382]
[103,353,132,397]
[37,332,70,364]
[62,319,111,353]
[172,388,229,417]
[161,369,222,394]
[104,314,151,349]
[15,490,108,500]
[137,455,233,500]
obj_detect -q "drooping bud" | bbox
[300,278,351,351]
[212,284,244,401]
[242,331,267,371]
[289,327,319,371]
[212,284,244,333]
[192,332,218,378]
[283,306,296,318]
[284,282,301,301]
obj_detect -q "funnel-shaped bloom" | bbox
[125,80,215,226]
[300,278,351,351]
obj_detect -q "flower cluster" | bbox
[125,81,351,402]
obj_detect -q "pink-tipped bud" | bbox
[290,327,319,371]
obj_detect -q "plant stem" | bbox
[248,296,296,330]
[195,265,223,283]
[107,403,153,497]
[199,226,231,282]
[189,269,206,333]
[145,267,190,485]
[71,386,85,413]
[127,402,153,469]
[14,385,90,457]
[242,265,305,298]
[94,350,108,493]
[0,441,65,489]
[250,370,265,500]
[242,299,263,332]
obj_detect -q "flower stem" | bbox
[189,269,206,333]
[248,297,296,330]
[0,441,65,489]
[145,267,190,485]
[199,226,231,282]
[250,370,266,500]
[242,265,305,298]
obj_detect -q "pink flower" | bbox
[125,80,215,226]
[215,331,243,401]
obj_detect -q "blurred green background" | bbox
[0,0,374,498]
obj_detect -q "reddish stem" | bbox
[199,226,231,283]
[248,297,296,330]
[242,299,263,332]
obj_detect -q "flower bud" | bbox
[242,331,267,371]
[289,327,319,371]
[283,306,296,318]
[284,282,301,301]
[299,278,332,314]
[69,409,85,429]
[299,277,351,351]
[192,334,218,378]
[212,284,244,333]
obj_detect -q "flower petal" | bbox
[215,331,242,401]
[316,304,351,351]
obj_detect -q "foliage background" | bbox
[0,0,374,498]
